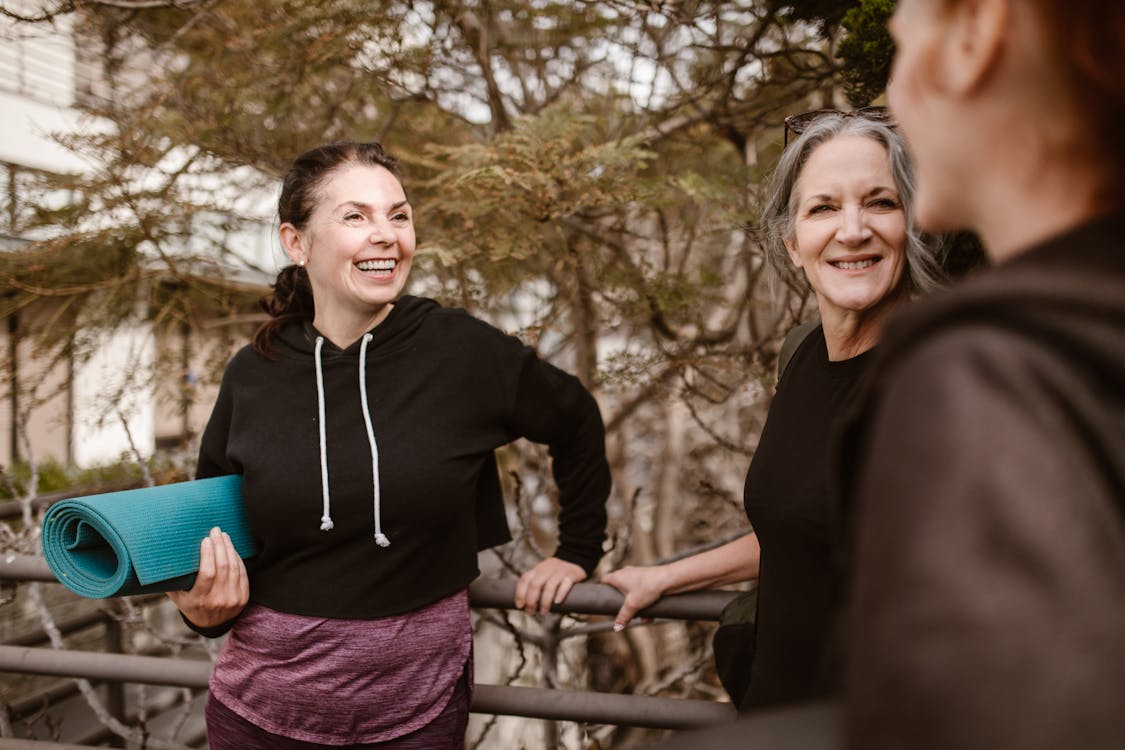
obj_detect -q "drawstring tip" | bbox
[320,517,335,531]
[374,532,391,547]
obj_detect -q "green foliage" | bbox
[0,459,159,500]
[838,0,897,107]
[421,105,657,266]
[768,0,855,33]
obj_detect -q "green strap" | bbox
[777,320,819,381]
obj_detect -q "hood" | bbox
[274,295,440,359]
[882,211,1125,383]
[274,295,440,544]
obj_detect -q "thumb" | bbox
[613,598,641,632]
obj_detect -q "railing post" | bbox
[542,616,561,750]
[102,603,125,749]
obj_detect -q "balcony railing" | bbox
[1,554,739,739]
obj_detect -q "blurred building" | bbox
[0,7,277,470]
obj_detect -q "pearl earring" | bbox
[297,258,306,267]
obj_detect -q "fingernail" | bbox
[613,622,625,632]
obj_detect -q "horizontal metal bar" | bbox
[0,645,733,730]
[0,645,212,689]
[0,555,55,582]
[472,683,734,729]
[469,578,736,620]
[3,594,164,648]
[0,555,739,620]
[0,482,142,521]
[4,608,109,648]
[7,678,86,721]
[0,739,109,750]
[645,702,841,750]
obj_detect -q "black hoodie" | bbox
[835,212,1125,749]
[196,296,610,624]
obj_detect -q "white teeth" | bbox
[357,259,396,272]
[833,259,877,270]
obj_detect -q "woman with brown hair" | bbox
[166,141,611,748]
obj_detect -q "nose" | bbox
[837,205,872,246]
[367,218,395,245]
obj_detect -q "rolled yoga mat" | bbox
[41,475,256,598]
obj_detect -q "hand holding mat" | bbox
[41,475,256,598]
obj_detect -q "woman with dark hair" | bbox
[166,142,611,748]
[602,112,945,711]
[839,1,1125,747]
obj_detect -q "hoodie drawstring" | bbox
[313,334,390,546]
[314,337,334,531]
[359,334,391,547]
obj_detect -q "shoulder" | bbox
[217,342,290,389]
[418,302,531,355]
[222,343,262,376]
[778,320,822,381]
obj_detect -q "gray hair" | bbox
[761,114,947,297]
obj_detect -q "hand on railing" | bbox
[600,565,667,631]
[514,556,586,614]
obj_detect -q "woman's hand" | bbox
[514,557,587,615]
[600,565,669,631]
[167,526,249,629]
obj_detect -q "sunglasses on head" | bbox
[783,106,894,147]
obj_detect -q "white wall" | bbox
[71,324,156,468]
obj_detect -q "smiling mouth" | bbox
[357,259,396,273]
[830,258,879,271]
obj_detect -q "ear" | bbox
[783,236,803,269]
[279,222,306,266]
[942,0,1010,96]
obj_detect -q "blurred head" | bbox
[888,0,1125,233]
[762,112,946,322]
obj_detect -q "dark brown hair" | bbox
[254,142,402,356]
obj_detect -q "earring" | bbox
[297,258,306,267]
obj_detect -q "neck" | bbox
[820,291,906,361]
[975,178,1105,264]
[963,123,1108,262]
[313,303,394,349]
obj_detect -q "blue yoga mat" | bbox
[41,475,256,598]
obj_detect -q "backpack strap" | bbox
[777,319,820,381]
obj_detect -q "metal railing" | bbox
[1,554,739,733]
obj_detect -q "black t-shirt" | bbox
[741,325,873,709]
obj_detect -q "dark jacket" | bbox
[836,213,1125,749]
[197,295,610,626]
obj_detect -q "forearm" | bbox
[659,532,760,595]
[511,353,611,574]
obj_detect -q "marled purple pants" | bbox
[204,665,470,750]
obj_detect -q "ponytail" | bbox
[253,265,315,357]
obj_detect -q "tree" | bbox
[2,1,865,745]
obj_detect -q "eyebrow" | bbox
[802,186,899,204]
[334,200,411,212]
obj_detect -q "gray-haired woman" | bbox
[601,111,945,711]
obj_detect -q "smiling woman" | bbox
[165,142,612,749]
[601,112,946,712]
[278,163,415,345]
[783,134,909,360]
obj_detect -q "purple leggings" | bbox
[204,667,470,749]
